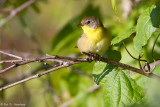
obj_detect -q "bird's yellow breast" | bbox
[82,26,104,43]
[77,25,111,54]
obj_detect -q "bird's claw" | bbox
[83,52,101,62]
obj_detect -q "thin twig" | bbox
[0,50,23,59]
[0,0,37,28]
[0,59,23,64]
[144,60,160,70]
[88,84,100,93]
[0,64,46,87]
[156,30,160,32]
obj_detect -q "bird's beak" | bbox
[78,23,83,27]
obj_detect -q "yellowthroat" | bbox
[77,16,111,55]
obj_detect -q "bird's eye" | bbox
[87,21,91,24]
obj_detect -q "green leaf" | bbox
[152,64,160,76]
[150,6,160,28]
[92,62,144,107]
[111,0,117,15]
[111,26,136,45]
[133,6,156,54]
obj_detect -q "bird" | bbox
[77,16,111,56]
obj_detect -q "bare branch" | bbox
[0,61,82,91]
[0,50,23,59]
[0,59,23,64]
[88,84,100,93]
[83,53,160,79]
[0,55,86,73]
[0,0,37,28]
[0,51,160,91]
[144,60,160,70]
[59,99,74,107]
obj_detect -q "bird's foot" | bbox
[86,55,93,62]
[83,52,101,62]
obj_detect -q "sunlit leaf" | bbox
[133,6,156,54]
[152,64,160,75]
[93,62,144,107]
[111,26,136,45]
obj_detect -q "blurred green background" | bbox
[0,0,160,107]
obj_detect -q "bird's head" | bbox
[78,16,103,29]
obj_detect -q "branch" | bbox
[0,50,23,59]
[0,55,86,73]
[0,61,83,91]
[144,60,160,70]
[83,53,160,79]
[0,0,37,28]
[0,51,160,91]
[0,64,46,87]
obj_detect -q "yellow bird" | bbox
[77,16,111,55]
